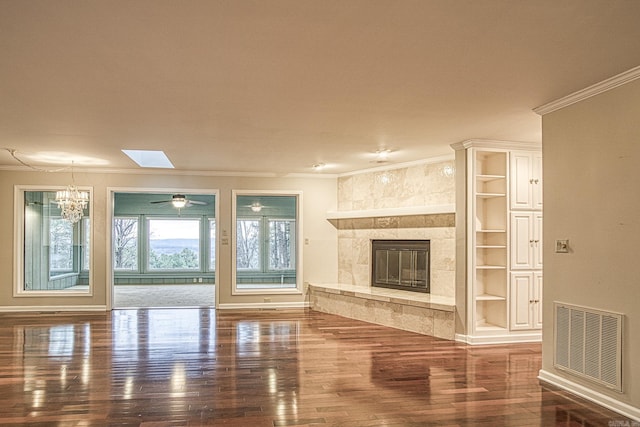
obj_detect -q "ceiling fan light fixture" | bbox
[171,195,187,208]
[250,202,263,212]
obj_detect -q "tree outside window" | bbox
[113,217,138,270]
[269,219,295,270]
[236,219,260,269]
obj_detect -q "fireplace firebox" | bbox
[371,240,430,293]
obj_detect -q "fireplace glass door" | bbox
[372,240,430,293]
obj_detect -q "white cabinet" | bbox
[510,212,543,270]
[510,272,543,330]
[510,151,543,210]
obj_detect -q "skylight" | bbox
[122,150,175,168]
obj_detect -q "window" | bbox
[269,219,295,270]
[209,218,216,271]
[17,188,92,295]
[233,192,301,293]
[113,217,138,270]
[49,218,74,276]
[148,218,200,270]
[82,218,91,271]
[236,219,260,269]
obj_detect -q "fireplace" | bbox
[371,240,430,293]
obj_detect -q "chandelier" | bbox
[55,185,89,224]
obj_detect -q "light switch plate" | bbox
[555,239,569,253]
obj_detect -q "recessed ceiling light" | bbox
[122,149,175,168]
[375,149,391,162]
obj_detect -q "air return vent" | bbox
[554,302,623,392]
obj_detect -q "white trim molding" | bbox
[217,302,310,310]
[538,369,640,422]
[534,65,640,116]
[455,332,541,345]
[337,154,455,177]
[450,139,541,152]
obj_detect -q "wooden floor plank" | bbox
[0,308,633,426]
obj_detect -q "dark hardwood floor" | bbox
[0,308,632,426]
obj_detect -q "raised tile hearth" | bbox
[308,283,455,340]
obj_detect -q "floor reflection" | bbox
[0,308,632,426]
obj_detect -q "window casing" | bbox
[15,187,92,296]
[233,192,301,294]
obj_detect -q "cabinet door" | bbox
[534,213,543,269]
[510,152,533,209]
[533,273,543,329]
[511,213,534,269]
[533,153,543,209]
[510,272,534,330]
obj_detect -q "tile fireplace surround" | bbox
[314,159,457,340]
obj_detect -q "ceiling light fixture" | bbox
[250,202,263,212]
[312,163,326,171]
[171,195,187,208]
[375,149,391,162]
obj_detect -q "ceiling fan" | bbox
[150,194,207,209]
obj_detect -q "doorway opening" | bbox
[110,190,218,308]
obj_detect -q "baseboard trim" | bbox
[217,302,310,310]
[455,332,541,345]
[0,305,108,313]
[538,370,640,422]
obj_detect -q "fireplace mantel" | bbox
[326,204,455,220]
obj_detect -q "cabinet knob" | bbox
[534,179,539,184]
[529,178,534,184]
[529,300,534,303]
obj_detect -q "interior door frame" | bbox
[106,187,220,310]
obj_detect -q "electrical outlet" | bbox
[555,239,569,253]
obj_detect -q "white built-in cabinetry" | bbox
[510,272,543,330]
[510,212,543,270]
[452,140,543,344]
[510,151,543,210]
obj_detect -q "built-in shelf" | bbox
[476,245,507,249]
[476,265,506,270]
[476,294,506,301]
[326,204,455,220]
[476,192,506,198]
[477,229,506,233]
[476,174,506,182]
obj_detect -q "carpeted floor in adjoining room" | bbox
[113,284,215,308]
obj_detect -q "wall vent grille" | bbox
[554,302,623,392]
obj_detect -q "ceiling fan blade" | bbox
[150,200,171,204]
[187,200,207,205]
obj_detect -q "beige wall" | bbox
[0,169,338,309]
[336,159,456,297]
[542,78,640,409]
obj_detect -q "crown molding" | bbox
[450,139,540,151]
[338,154,454,177]
[534,65,640,116]
[0,165,339,179]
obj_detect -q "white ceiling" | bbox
[2,0,640,175]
